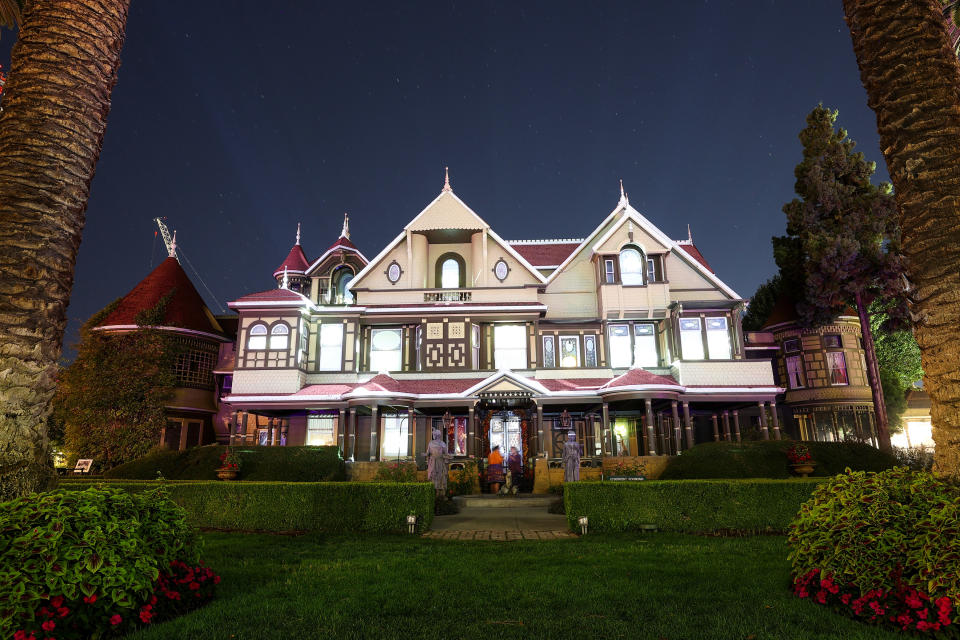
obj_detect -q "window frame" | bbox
[823,334,842,348]
[268,322,290,351]
[607,324,633,368]
[246,323,268,351]
[434,252,466,289]
[826,350,849,386]
[678,317,705,360]
[604,258,617,284]
[493,324,528,370]
[785,354,806,389]
[331,266,355,305]
[318,322,344,371]
[583,334,598,367]
[633,322,659,368]
[306,413,336,446]
[369,327,403,372]
[558,335,581,368]
[783,338,801,353]
[619,246,646,286]
[705,316,732,360]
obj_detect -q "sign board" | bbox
[73,459,93,474]
[607,476,646,482]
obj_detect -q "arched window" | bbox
[332,267,354,304]
[247,323,267,350]
[269,323,289,350]
[435,253,466,289]
[619,246,645,286]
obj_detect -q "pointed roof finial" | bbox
[619,179,629,205]
[340,212,350,239]
[281,266,289,290]
[295,222,301,245]
[169,230,177,258]
[687,224,693,243]
[620,179,625,198]
[442,166,452,192]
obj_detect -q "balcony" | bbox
[424,291,472,302]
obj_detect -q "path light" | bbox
[578,516,588,535]
[407,514,418,534]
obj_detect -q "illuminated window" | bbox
[786,355,805,389]
[269,324,289,350]
[584,335,598,367]
[370,328,402,372]
[247,323,267,350]
[306,414,335,446]
[827,351,849,385]
[298,321,308,366]
[633,323,659,368]
[494,324,527,369]
[332,267,354,304]
[318,323,344,371]
[382,414,409,458]
[608,324,632,368]
[706,317,731,360]
[543,336,556,367]
[619,247,645,285]
[441,259,460,289]
[679,318,704,360]
[560,336,580,368]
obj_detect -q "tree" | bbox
[843,0,960,476]
[870,299,924,434]
[775,105,906,451]
[742,274,782,331]
[0,0,132,499]
[55,296,182,469]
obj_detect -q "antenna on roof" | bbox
[296,222,301,245]
[442,166,452,192]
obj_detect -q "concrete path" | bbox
[425,494,574,540]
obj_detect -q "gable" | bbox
[406,190,486,232]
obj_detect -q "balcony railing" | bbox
[424,291,472,302]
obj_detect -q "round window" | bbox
[387,262,402,283]
[494,259,509,281]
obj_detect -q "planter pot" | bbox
[790,463,815,478]
[217,468,239,481]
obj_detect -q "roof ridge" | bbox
[506,238,584,245]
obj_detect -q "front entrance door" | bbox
[489,414,522,458]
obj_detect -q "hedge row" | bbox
[659,441,897,479]
[59,481,434,533]
[564,479,824,533]
[103,445,346,481]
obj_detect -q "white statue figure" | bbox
[562,430,581,482]
[426,428,452,497]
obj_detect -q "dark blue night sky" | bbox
[2,2,890,354]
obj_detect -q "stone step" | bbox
[454,495,557,509]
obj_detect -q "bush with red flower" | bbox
[785,442,813,465]
[218,446,242,472]
[788,467,960,635]
[1,486,219,639]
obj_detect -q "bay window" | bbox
[494,324,527,369]
[247,323,267,350]
[370,328,402,372]
[679,318,704,360]
[633,323,659,367]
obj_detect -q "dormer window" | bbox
[332,267,354,305]
[247,323,268,350]
[619,247,645,285]
[269,323,289,350]
[435,253,466,289]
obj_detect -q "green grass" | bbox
[125,533,904,640]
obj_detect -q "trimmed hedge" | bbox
[59,481,434,533]
[564,479,824,533]
[103,445,346,481]
[659,441,897,479]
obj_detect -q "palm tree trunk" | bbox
[855,291,890,451]
[0,0,130,499]
[844,0,960,477]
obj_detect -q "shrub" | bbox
[660,441,897,479]
[788,468,960,634]
[0,486,217,640]
[59,481,435,534]
[104,445,346,481]
[448,460,478,495]
[893,445,935,472]
[375,462,418,482]
[564,479,823,533]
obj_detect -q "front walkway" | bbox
[424,494,575,540]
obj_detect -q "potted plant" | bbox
[786,442,816,477]
[217,447,242,480]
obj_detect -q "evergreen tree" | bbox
[775,105,906,451]
[742,274,782,331]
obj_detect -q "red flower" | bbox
[139,609,153,623]
[41,620,55,632]
[57,607,69,618]
[213,575,221,584]
[109,614,122,626]
[50,596,63,608]
[82,594,97,604]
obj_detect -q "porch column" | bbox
[769,401,781,439]
[536,403,545,456]
[671,400,682,452]
[348,408,357,461]
[280,419,289,446]
[682,401,694,449]
[369,405,380,461]
[240,410,249,443]
[732,410,742,443]
[711,414,720,441]
[338,409,346,452]
[644,398,657,456]
[758,402,770,440]
[178,420,189,451]
[467,404,475,457]
[269,417,277,446]
[722,411,731,441]
[601,402,610,456]
[407,407,416,457]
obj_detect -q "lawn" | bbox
[125,533,905,640]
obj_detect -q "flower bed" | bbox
[788,468,960,635]
[1,486,218,640]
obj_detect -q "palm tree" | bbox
[0,0,131,499]
[843,0,960,477]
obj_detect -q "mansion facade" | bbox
[216,177,788,463]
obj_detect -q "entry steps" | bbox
[454,494,555,509]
